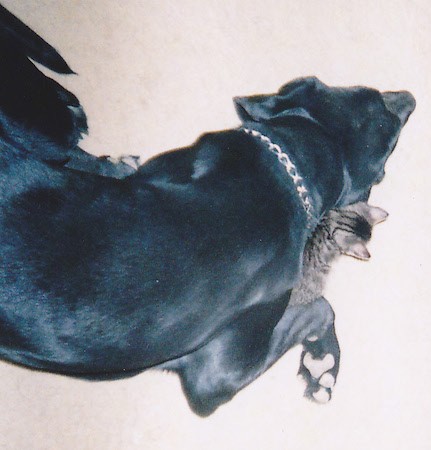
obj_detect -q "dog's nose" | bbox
[382,90,416,125]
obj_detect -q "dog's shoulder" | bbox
[135,129,259,186]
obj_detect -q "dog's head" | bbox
[234,77,415,205]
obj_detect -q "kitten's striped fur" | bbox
[290,202,388,305]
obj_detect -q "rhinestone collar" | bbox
[241,127,314,227]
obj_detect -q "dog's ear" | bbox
[233,76,324,124]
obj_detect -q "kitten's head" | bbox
[328,202,388,260]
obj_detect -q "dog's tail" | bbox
[0,5,88,161]
[0,4,73,74]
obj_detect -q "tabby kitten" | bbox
[289,202,388,306]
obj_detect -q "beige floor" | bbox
[1,1,430,449]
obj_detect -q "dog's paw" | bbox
[298,325,340,403]
[118,155,142,170]
[107,155,141,169]
[299,350,335,403]
[104,155,141,178]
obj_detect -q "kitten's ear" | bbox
[342,242,371,260]
[367,206,389,225]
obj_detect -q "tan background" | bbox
[1,1,430,449]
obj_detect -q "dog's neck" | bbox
[239,122,347,231]
[242,127,314,227]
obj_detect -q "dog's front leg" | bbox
[163,300,287,416]
[164,296,339,416]
[297,322,340,403]
[266,296,340,402]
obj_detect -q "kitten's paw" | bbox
[298,325,340,403]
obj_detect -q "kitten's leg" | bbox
[298,322,340,403]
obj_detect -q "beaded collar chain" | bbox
[241,127,314,227]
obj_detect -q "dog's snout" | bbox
[382,90,416,125]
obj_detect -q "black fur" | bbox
[0,5,415,415]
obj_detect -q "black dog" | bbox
[0,5,415,415]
